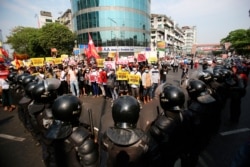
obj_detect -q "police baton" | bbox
[88,108,95,139]
[157,106,160,115]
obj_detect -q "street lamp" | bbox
[74,40,78,48]
[108,17,118,45]
[108,17,119,58]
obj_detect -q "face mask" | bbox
[133,68,136,71]
[145,70,149,73]
[154,66,157,69]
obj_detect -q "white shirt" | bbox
[68,69,78,81]
[0,78,10,89]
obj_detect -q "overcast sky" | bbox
[1,0,249,47]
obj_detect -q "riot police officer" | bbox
[29,78,61,166]
[46,94,99,167]
[184,79,217,167]
[148,84,192,167]
[101,95,158,167]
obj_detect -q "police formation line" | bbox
[5,57,250,167]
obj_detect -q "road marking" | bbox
[0,134,26,142]
[220,128,250,136]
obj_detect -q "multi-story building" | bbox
[57,9,73,32]
[37,11,54,28]
[181,26,197,55]
[70,0,151,56]
[150,14,185,56]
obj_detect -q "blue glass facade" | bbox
[70,0,151,50]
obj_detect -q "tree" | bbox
[6,23,76,58]
[6,26,43,57]
[220,29,250,55]
[39,23,76,56]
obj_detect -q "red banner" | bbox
[137,54,146,62]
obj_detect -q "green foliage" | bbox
[6,23,76,58]
[220,29,250,55]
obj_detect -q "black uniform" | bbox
[185,79,217,167]
[101,96,160,167]
[46,95,99,167]
[147,84,191,167]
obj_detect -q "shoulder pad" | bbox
[46,121,72,139]
[19,96,32,105]
[69,126,90,146]
[106,127,145,146]
[188,101,202,113]
[28,103,45,115]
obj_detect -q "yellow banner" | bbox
[30,58,44,66]
[97,58,104,67]
[23,59,31,67]
[61,54,68,60]
[116,71,129,81]
[148,56,158,63]
[54,58,62,64]
[128,74,140,85]
[45,57,53,63]
[108,52,116,58]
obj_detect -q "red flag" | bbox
[86,33,100,59]
[0,48,9,58]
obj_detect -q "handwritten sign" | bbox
[128,74,140,85]
[54,58,62,64]
[30,58,44,66]
[96,58,104,67]
[116,71,129,81]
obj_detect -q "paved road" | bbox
[0,67,249,167]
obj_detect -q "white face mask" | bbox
[145,70,149,73]
[133,68,136,71]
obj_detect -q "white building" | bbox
[57,9,73,32]
[182,26,197,55]
[37,11,54,28]
[150,14,185,56]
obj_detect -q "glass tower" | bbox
[70,0,151,55]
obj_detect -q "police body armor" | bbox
[47,123,99,167]
[102,127,149,167]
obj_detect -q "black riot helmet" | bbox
[186,79,215,103]
[112,96,140,129]
[52,95,82,124]
[159,85,185,112]
[24,81,38,99]
[219,69,235,85]
[22,75,38,88]
[7,72,17,82]
[31,78,60,104]
[213,65,224,72]
[198,70,213,84]
[16,73,30,85]
[213,70,223,83]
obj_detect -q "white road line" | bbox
[220,128,250,136]
[0,134,26,142]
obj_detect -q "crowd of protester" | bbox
[1,54,250,167]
